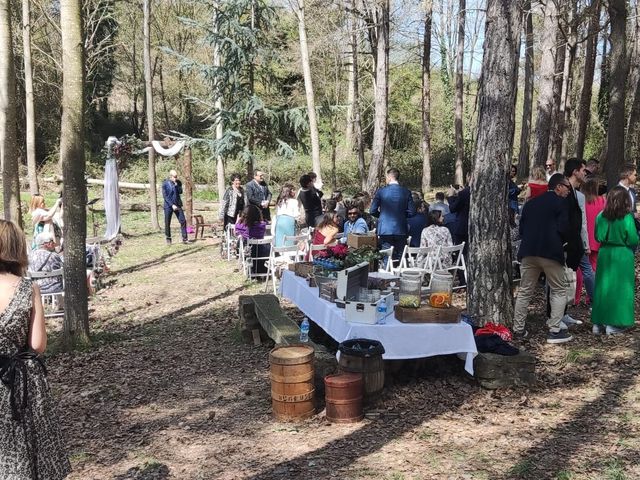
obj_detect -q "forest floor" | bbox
[46,206,640,480]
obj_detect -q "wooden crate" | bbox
[394,305,461,324]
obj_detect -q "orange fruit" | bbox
[429,293,451,308]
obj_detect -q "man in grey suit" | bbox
[245,168,272,221]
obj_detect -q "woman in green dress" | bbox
[591,186,639,335]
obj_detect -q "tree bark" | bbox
[532,0,558,167]
[421,0,433,194]
[213,2,225,202]
[60,0,89,348]
[517,0,533,177]
[547,30,565,166]
[575,0,600,161]
[365,0,390,193]
[626,3,640,160]
[468,0,522,327]
[143,0,160,230]
[295,0,322,185]
[182,147,193,227]
[345,20,355,153]
[453,0,465,186]
[350,0,366,190]
[605,0,628,188]
[22,0,39,195]
[0,0,22,225]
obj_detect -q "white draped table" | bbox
[280,270,477,375]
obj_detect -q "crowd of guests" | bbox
[513,158,639,344]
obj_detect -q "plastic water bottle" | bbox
[300,318,310,342]
[377,298,387,325]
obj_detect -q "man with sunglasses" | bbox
[340,203,369,243]
[513,173,573,344]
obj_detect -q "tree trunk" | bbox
[60,0,89,348]
[575,0,600,161]
[453,0,465,186]
[143,0,159,230]
[295,0,322,185]
[468,0,522,327]
[350,0,366,190]
[0,0,22,225]
[605,0,628,188]
[626,3,640,160]
[547,30,565,166]
[532,1,558,167]
[517,0,533,177]
[421,0,433,194]
[559,42,577,164]
[213,3,225,201]
[22,0,39,195]
[345,22,355,152]
[365,0,390,193]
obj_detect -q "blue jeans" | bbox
[578,253,595,301]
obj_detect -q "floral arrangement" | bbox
[344,245,383,269]
[313,243,349,270]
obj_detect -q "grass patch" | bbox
[69,451,93,463]
[564,348,596,364]
[556,470,574,480]
[604,458,627,480]
[416,427,435,440]
[509,459,534,477]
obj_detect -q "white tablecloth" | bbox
[280,270,477,375]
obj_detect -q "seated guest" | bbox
[298,174,323,227]
[419,210,453,269]
[341,202,369,243]
[354,192,377,231]
[235,205,267,240]
[332,190,347,220]
[429,192,450,216]
[407,193,429,247]
[29,232,64,294]
[312,213,340,246]
[273,183,301,247]
[235,205,270,274]
[321,198,344,231]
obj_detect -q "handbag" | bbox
[564,267,577,306]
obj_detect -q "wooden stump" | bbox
[474,351,536,389]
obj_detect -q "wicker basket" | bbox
[319,280,338,302]
[292,261,315,278]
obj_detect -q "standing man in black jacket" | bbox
[245,168,272,221]
[513,173,573,344]
[162,169,188,245]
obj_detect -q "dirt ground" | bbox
[46,219,640,480]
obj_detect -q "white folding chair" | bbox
[224,224,238,261]
[28,269,64,318]
[378,246,394,273]
[309,243,328,261]
[438,242,467,289]
[394,245,440,278]
[265,244,303,294]
[244,237,273,281]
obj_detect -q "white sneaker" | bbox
[562,314,583,326]
[592,324,603,335]
[606,325,628,336]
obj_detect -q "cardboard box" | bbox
[347,233,378,249]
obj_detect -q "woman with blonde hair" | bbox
[29,194,62,249]
[0,220,70,478]
[523,166,548,202]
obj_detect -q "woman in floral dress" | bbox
[0,220,70,479]
[419,210,453,269]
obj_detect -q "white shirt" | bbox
[618,181,635,212]
[275,198,301,219]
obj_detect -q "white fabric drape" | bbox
[150,140,185,156]
[103,157,120,240]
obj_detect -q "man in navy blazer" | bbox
[370,168,415,264]
[513,173,573,344]
[162,169,188,245]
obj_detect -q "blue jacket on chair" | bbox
[370,183,415,236]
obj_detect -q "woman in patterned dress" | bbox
[419,210,454,269]
[0,220,70,479]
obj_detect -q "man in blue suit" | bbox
[162,169,188,245]
[370,168,415,264]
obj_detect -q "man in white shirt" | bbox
[617,164,638,216]
[545,159,559,181]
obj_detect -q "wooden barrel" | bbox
[338,352,384,400]
[325,373,364,423]
[270,344,315,421]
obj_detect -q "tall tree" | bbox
[213,3,225,201]
[22,0,39,195]
[349,0,366,190]
[468,0,522,326]
[605,0,627,187]
[532,0,558,167]
[626,2,640,160]
[293,0,322,185]
[517,0,534,177]
[364,0,390,193]
[0,0,22,225]
[143,0,160,230]
[575,0,600,160]
[421,0,433,193]
[453,0,465,185]
[60,0,89,347]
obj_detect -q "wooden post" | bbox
[183,146,193,228]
